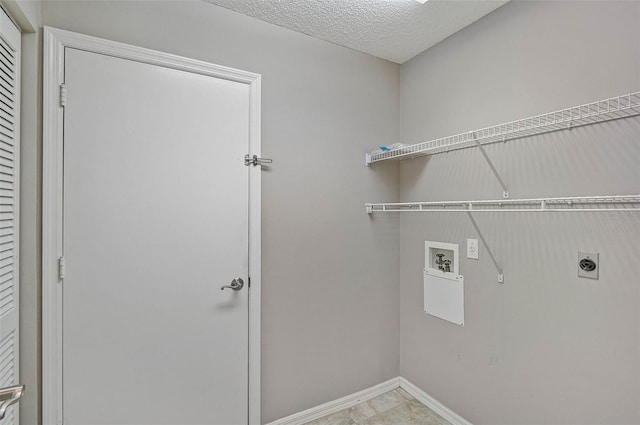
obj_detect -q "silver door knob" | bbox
[220,277,244,291]
[0,385,24,419]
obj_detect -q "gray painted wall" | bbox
[19,27,42,425]
[399,1,640,424]
[35,1,401,423]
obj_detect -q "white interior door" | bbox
[62,47,250,425]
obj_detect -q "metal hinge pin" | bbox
[59,84,67,107]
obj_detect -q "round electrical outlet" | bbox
[579,258,596,272]
[578,251,599,280]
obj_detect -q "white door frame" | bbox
[42,27,261,425]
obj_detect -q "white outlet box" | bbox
[467,239,479,260]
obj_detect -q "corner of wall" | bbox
[1,0,41,32]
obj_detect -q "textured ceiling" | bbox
[204,0,508,64]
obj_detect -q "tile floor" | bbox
[303,388,452,425]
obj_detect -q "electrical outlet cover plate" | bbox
[578,251,599,279]
[467,239,479,260]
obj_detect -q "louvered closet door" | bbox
[0,8,20,425]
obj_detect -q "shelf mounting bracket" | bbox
[473,133,509,199]
[466,210,504,283]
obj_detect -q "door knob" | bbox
[0,385,24,419]
[220,277,244,291]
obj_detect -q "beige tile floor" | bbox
[303,388,452,425]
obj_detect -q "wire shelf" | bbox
[366,92,640,164]
[365,195,640,213]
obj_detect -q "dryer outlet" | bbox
[578,251,599,280]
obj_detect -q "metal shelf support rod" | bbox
[474,135,509,198]
[466,210,504,284]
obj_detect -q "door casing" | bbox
[42,27,262,425]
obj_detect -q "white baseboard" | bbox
[399,377,473,425]
[266,376,472,425]
[266,377,400,425]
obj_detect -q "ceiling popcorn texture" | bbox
[204,0,508,64]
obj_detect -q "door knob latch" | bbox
[0,385,24,419]
[220,278,244,291]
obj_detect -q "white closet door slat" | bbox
[0,139,14,154]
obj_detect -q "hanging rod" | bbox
[365,92,640,165]
[365,195,640,214]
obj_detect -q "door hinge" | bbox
[248,276,251,288]
[58,256,65,281]
[244,154,272,166]
[59,84,67,108]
